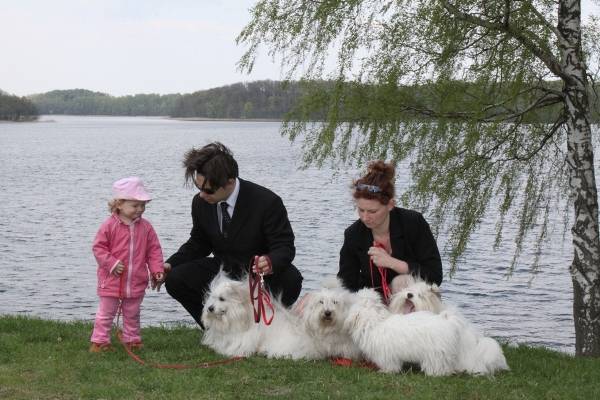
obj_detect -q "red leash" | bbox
[331,357,378,370]
[115,329,244,369]
[249,255,275,325]
[369,241,392,304]
[113,267,244,369]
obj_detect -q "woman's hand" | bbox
[368,246,393,269]
[368,246,409,274]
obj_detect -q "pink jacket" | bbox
[92,214,164,298]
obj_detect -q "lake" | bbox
[0,115,583,353]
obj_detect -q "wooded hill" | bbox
[0,90,38,121]
[22,80,600,122]
[29,89,181,116]
[171,80,301,119]
[28,81,299,119]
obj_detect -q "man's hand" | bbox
[252,256,272,275]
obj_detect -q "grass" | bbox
[1,315,598,400]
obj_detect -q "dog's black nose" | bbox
[208,305,215,313]
[407,293,413,299]
[324,310,332,317]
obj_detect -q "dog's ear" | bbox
[230,281,248,302]
[210,271,233,291]
[292,293,312,316]
[342,308,359,332]
[387,293,401,313]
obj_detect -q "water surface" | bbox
[0,115,582,353]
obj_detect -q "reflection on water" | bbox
[0,116,583,353]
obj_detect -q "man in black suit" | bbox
[162,142,303,327]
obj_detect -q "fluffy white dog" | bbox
[201,272,319,359]
[442,308,510,375]
[256,300,320,360]
[201,273,262,357]
[345,288,462,376]
[388,280,444,314]
[389,281,509,375]
[298,285,362,360]
[390,274,418,294]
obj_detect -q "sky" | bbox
[1,0,599,97]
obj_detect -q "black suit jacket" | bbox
[167,178,296,275]
[338,207,442,292]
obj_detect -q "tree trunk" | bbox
[560,0,600,356]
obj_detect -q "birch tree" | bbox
[238,0,600,356]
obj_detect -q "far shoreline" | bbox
[169,116,283,122]
[0,117,42,123]
[21,115,285,123]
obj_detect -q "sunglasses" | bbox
[193,171,219,195]
[355,183,382,193]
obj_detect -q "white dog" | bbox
[345,288,462,376]
[201,273,262,357]
[390,274,418,294]
[255,300,320,360]
[388,280,444,314]
[389,281,509,375]
[201,272,319,360]
[298,285,362,360]
[442,308,510,375]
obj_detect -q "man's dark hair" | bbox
[183,142,239,189]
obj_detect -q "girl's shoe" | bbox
[89,342,114,353]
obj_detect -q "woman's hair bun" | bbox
[367,160,395,181]
[353,160,396,204]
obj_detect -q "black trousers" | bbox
[164,257,303,327]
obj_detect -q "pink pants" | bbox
[90,295,144,344]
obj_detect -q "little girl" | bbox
[90,176,165,352]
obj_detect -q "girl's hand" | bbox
[152,272,166,291]
[113,262,125,275]
[153,263,171,291]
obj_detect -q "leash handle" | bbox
[249,255,274,325]
[369,241,392,304]
[118,264,127,300]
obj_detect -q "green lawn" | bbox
[1,315,598,399]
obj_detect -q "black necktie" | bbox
[220,202,231,237]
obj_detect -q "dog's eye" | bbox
[319,300,324,304]
[333,300,338,305]
[218,296,225,302]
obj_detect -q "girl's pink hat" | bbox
[112,177,152,201]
